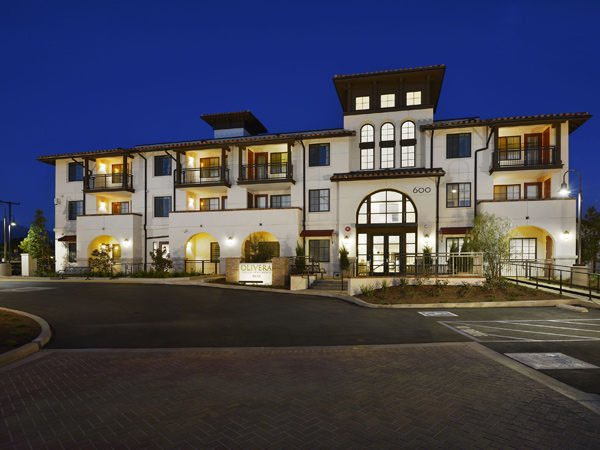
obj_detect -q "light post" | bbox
[558,169,582,265]
[8,216,16,262]
[1,204,6,263]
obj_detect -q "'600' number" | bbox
[413,187,431,194]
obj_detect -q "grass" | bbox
[0,311,41,355]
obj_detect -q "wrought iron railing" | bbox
[355,252,484,277]
[184,260,220,275]
[86,174,134,191]
[240,163,293,181]
[177,167,229,185]
[494,146,557,168]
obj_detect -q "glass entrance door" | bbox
[368,234,407,275]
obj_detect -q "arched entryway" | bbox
[87,235,120,261]
[185,232,220,274]
[509,226,553,262]
[242,231,279,262]
[356,189,417,275]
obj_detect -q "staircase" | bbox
[309,277,348,292]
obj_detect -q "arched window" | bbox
[360,124,374,170]
[381,123,395,141]
[400,121,416,167]
[357,190,416,225]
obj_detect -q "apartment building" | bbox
[39,65,591,276]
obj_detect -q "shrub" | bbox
[395,278,408,289]
[338,245,350,273]
[380,279,389,296]
[435,279,449,289]
[360,285,375,297]
[150,247,173,273]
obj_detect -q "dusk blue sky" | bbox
[1,0,598,238]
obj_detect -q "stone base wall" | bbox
[226,258,242,283]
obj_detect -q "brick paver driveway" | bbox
[2,343,600,449]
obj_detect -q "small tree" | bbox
[582,205,600,270]
[150,247,173,273]
[470,212,513,279]
[89,249,113,275]
[339,244,350,275]
[243,235,274,263]
[448,241,459,275]
[19,209,53,272]
[294,242,305,273]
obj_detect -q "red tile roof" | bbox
[334,65,446,79]
[331,168,445,182]
[299,229,334,237]
[421,112,592,130]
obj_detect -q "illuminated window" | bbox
[401,121,415,140]
[446,183,471,208]
[356,96,370,110]
[381,147,394,169]
[357,190,416,225]
[200,198,220,211]
[401,146,415,168]
[361,124,374,142]
[380,94,395,108]
[494,185,521,200]
[406,91,422,106]
[510,238,537,260]
[498,136,521,161]
[381,123,395,141]
[360,124,375,170]
[361,149,374,169]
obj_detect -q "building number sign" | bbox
[413,187,432,194]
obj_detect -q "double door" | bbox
[358,231,416,275]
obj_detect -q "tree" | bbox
[582,205,600,269]
[338,244,350,274]
[243,235,274,263]
[150,247,173,273]
[19,209,53,272]
[89,249,113,274]
[469,212,513,279]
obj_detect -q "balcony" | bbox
[175,167,230,188]
[238,162,295,185]
[85,174,134,193]
[491,146,561,173]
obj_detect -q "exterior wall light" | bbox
[227,236,234,245]
[563,231,571,240]
[424,234,430,244]
[343,235,349,241]
[123,239,130,247]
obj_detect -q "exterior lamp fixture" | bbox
[558,169,582,265]
[563,231,571,241]
[343,235,349,241]
[123,239,130,247]
[424,234,430,244]
[227,236,233,245]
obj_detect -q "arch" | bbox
[401,121,415,140]
[509,225,554,261]
[242,231,280,262]
[360,124,374,143]
[381,122,395,141]
[185,232,220,274]
[356,189,417,225]
[87,235,120,260]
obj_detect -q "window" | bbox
[357,190,416,225]
[68,243,77,263]
[498,136,521,161]
[200,157,220,178]
[68,163,84,182]
[68,201,84,220]
[255,195,268,209]
[406,91,422,106]
[446,183,471,208]
[111,202,129,214]
[154,155,172,176]
[112,164,123,184]
[381,123,395,141]
[355,96,370,110]
[380,94,395,108]
[360,124,375,170]
[309,144,330,167]
[154,196,171,217]
[381,147,394,169]
[510,238,537,260]
[200,198,220,211]
[401,121,415,140]
[270,194,291,208]
[524,182,542,199]
[210,242,220,261]
[309,240,330,262]
[401,146,415,167]
[447,133,471,158]
[494,185,521,201]
[309,189,330,212]
[270,152,288,175]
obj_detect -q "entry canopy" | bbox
[57,235,77,242]
[300,229,334,237]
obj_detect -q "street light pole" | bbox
[558,169,582,265]
[1,204,6,264]
[0,200,20,263]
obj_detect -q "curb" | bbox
[0,307,52,367]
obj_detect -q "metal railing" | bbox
[494,146,557,168]
[177,167,229,185]
[355,252,484,277]
[184,260,220,275]
[86,174,134,191]
[240,163,293,181]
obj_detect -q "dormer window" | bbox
[380,94,395,108]
[356,96,370,111]
[406,91,422,106]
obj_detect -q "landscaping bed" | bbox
[355,279,571,305]
[0,311,41,355]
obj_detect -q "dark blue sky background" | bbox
[1,0,598,237]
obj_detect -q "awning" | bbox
[300,229,334,237]
[57,235,77,242]
[441,227,472,235]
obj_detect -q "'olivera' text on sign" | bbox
[239,263,273,285]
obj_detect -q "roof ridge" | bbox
[334,65,445,79]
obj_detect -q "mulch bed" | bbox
[0,311,42,355]
[356,281,571,305]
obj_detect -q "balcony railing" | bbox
[239,162,293,182]
[85,174,134,191]
[355,252,484,277]
[177,167,229,186]
[493,146,558,169]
